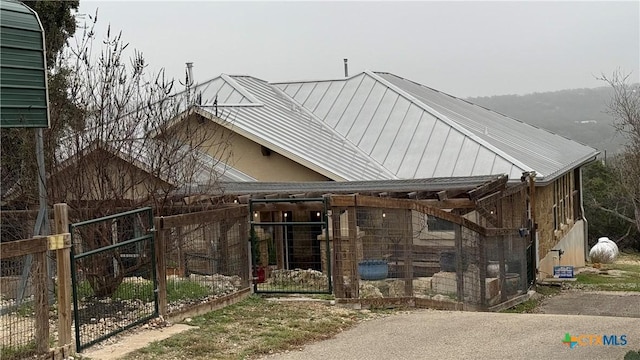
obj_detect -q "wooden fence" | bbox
[0,203,73,359]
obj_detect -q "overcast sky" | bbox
[76,1,639,98]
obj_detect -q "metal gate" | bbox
[250,198,332,294]
[70,207,158,352]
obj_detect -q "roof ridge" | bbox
[220,74,262,104]
[272,72,362,85]
[366,70,533,174]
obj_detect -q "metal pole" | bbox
[17,129,50,304]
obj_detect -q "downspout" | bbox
[579,166,589,261]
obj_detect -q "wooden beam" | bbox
[353,195,489,237]
[0,237,48,259]
[467,175,509,201]
[418,199,475,209]
[437,190,449,201]
[249,202,325,212]
[54,203,73,349]
[159,206,248,229]
[329,195,356,207]
[33,250,49,354]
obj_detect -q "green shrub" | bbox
[624,349,640,360]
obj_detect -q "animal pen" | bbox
[0,204,253,357]
[242,175,532,310]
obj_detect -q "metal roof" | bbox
[0,0,49,128]
[54,137,255,186]
[193,75,395,181]
[373,72,600,182]
[274,71,599,183]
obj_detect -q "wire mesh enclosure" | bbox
[157,206,251,315]
[330,193,529,310]
[0,254,39,360]
[249,198,332,294]
[70,207,157,352]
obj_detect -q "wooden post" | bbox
[497,202,507,302]
[403,209,414,297]
[478,234,487,308]
[273,211,284,269]
[238,214,250,287]
[54,203,73,350]
[454,222,464,303]
[331,208,345,298]
[33,249,49,354]
[154,217,168,317]
[347,207,359,298]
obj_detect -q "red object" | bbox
[256,266,266,283]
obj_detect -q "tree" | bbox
[1,1,79,207]
[22,0,79,68]
[596,71,640,250]
[48,16,232,296]
[583,161,638,249]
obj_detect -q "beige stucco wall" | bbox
[179,115,331,182]
[537,219,586,279]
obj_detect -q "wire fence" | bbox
[158,206,250,316]
[70,207,158,352]
[0,254,39,360]
[1,209,58,359]
[331,195,528,309]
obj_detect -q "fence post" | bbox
[347,206,359,298]
[33,247,49,354]
[454,223,464,303]
[403,209,413,297]
[154,217,168,317]
[331,208,345,298]
[54,203,73,352]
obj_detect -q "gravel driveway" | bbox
[536,290,640,318]
[263,309,640,360]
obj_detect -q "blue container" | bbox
[358,259,389,280]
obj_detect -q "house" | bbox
[164,70,599,280]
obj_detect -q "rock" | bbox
[359,283,383,298]
[386,279,405,297]
[269,269,328,288]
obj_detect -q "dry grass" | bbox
[122,296,388,360]
[572,251,640,291]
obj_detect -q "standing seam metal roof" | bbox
[193,75,396,181]
[274,73,525,180]
[273,72,599,182]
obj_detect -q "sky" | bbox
[75,1,640,98]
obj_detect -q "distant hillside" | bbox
[467,86,626,156]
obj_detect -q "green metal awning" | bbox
[0,0,49,128]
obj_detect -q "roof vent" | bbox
[344,58,348,77]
